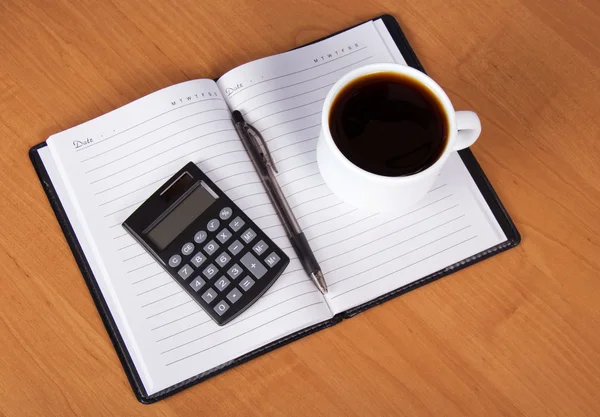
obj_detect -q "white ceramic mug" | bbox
[317,63,482,212]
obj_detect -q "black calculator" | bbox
[123,162,289,325]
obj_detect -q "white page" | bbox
[217,21,506,314]
[45,79,331,395]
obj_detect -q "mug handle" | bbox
[454,111,482,150]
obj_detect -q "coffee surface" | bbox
[329,72,448,177]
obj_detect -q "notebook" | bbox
[29,15,520,403]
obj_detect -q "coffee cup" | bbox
[317,63,481,212]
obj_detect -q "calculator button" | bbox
[202,263,218,280]
[190,252,206,268]
[264,252,281,268]
[202,288,218,304]
[189,277,206,292]
[216,228,232,244]
[181,242,195,256]
[215,277,231,292]
[214,300,230,316]
[203,240,219,256]
[194,231,208,244]
[227,263,243,279]
[240,253,267,279]
[241,228,257,244]
[229,216,245,232]
[226,288,242,304]
[177,264,193,280]
[239,276,255,292]
[207,219,220,232]
[228,240,244,256]
[252,240,269,256]
[219,207,233,220]
[168,255,182,268]
[215,252,231,267]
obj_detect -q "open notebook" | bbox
[30,15,519,403]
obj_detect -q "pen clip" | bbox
[245,122,278,174]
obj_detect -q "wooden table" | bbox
[1,0,599,415]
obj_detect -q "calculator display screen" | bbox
[146,183,217,250]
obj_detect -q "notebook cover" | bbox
[28,14,520,403]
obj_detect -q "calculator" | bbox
[123,162,290,325]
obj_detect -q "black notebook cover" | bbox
[29,14,520,403]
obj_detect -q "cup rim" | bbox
[321,63,457,183]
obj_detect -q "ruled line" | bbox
[296,201,344,221]
[76,98,223,152]
[94,150,248,195]
[227,46,368,100]
[85,118,232,173]
[141,291,182,308]
[118,242,137,251]
[89,130,237,184]
[261,111,321,133]
[165,302,324,365]
[323,214,465,275]
[252,99,323,124]
[132,271,164,285]
[156,290,316,343]
[234,53,371,108]
[81,107,229,162]
[311,195,454,253]
[243,86,333,117]
[270,136,318,154]
[151,311,202,331]
[137,281,174,296]
[127,262,155,274]
[146,301,194,319]
[329,226,472,287]
[330,235,479,298]
[123,251,146,262]
[266,124,320,144]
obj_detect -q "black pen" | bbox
[231,110,327,294]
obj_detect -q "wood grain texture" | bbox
[1,0,599,415]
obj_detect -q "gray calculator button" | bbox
[202,263,218,280]
[216,228,232,244]
[264,252,281,268]
[181,242,195,256]
[215,276,231,292]
[227,263,243,279]
[194,231,207,244]
[219,207,233,220]
[226,288,242,304]
[239,276,255,292]
[215,252,231,267]
[202,288,218,304]
[207,219,220,232]
[252,240,269,256]
[229,216,245,232]
[177,264,193,280]
[240,252,267,279]
[203,240,219,256]
[214,300,230,316]
[168,255,182,268]
[228,240,244,256]
[189,277,206,292]
[241,228,257,244]
[191,252,206,268]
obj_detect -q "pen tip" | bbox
[311,271,328,294]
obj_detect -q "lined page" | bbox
[46,79,331,395]
[217,21,506,314]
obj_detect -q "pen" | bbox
[231,110,327,294]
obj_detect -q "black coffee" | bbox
[329,72,449,177]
